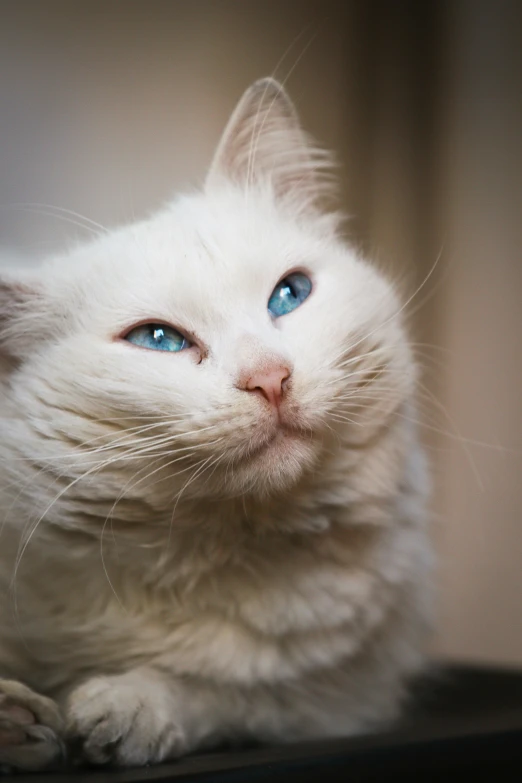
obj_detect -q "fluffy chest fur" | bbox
[0,421,429,696]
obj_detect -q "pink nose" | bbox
[243,366,291,408]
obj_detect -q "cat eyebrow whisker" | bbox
[1,203,109,238]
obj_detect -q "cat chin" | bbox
[219,431,318,498]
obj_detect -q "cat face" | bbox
[0,80,414,512]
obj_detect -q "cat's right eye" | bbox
[268,272,312,318]
[123,323,190,353]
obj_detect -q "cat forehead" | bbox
[136,189,326,271]
[71,188,330,297]
[48,187,341,334]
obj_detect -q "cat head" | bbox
[0,79,414,515]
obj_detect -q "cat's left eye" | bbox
[268,272,312,318]
[123,323,189,352]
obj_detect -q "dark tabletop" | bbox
[12,664,522,782]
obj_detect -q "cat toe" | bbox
[0,679,65,772]
[67,676,187,767]
[0,679,63,734]
[0,718,65,773]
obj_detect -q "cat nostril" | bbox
[243,366,291,408]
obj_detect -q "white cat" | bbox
[0,78,433,771]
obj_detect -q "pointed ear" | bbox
[0,273,47,359]
[205,78,335,215]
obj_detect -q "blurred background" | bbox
[0,1,521,666]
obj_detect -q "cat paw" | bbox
[66,674,187,767]
[0,679,65,772]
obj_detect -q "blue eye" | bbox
[124,323,189,352]
[268,272,312,318]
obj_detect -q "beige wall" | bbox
[0,2,350,250]
[1,1,521,664]
[432,0,522,665]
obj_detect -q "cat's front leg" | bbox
[66,668,189,767]
[0,678,65,772]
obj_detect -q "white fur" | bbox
[0,78,433,770]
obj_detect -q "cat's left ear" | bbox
[205,78,334,215]
[0,274,50,359]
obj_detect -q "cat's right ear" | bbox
[205,78,335,216]
[0,274,48,359]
